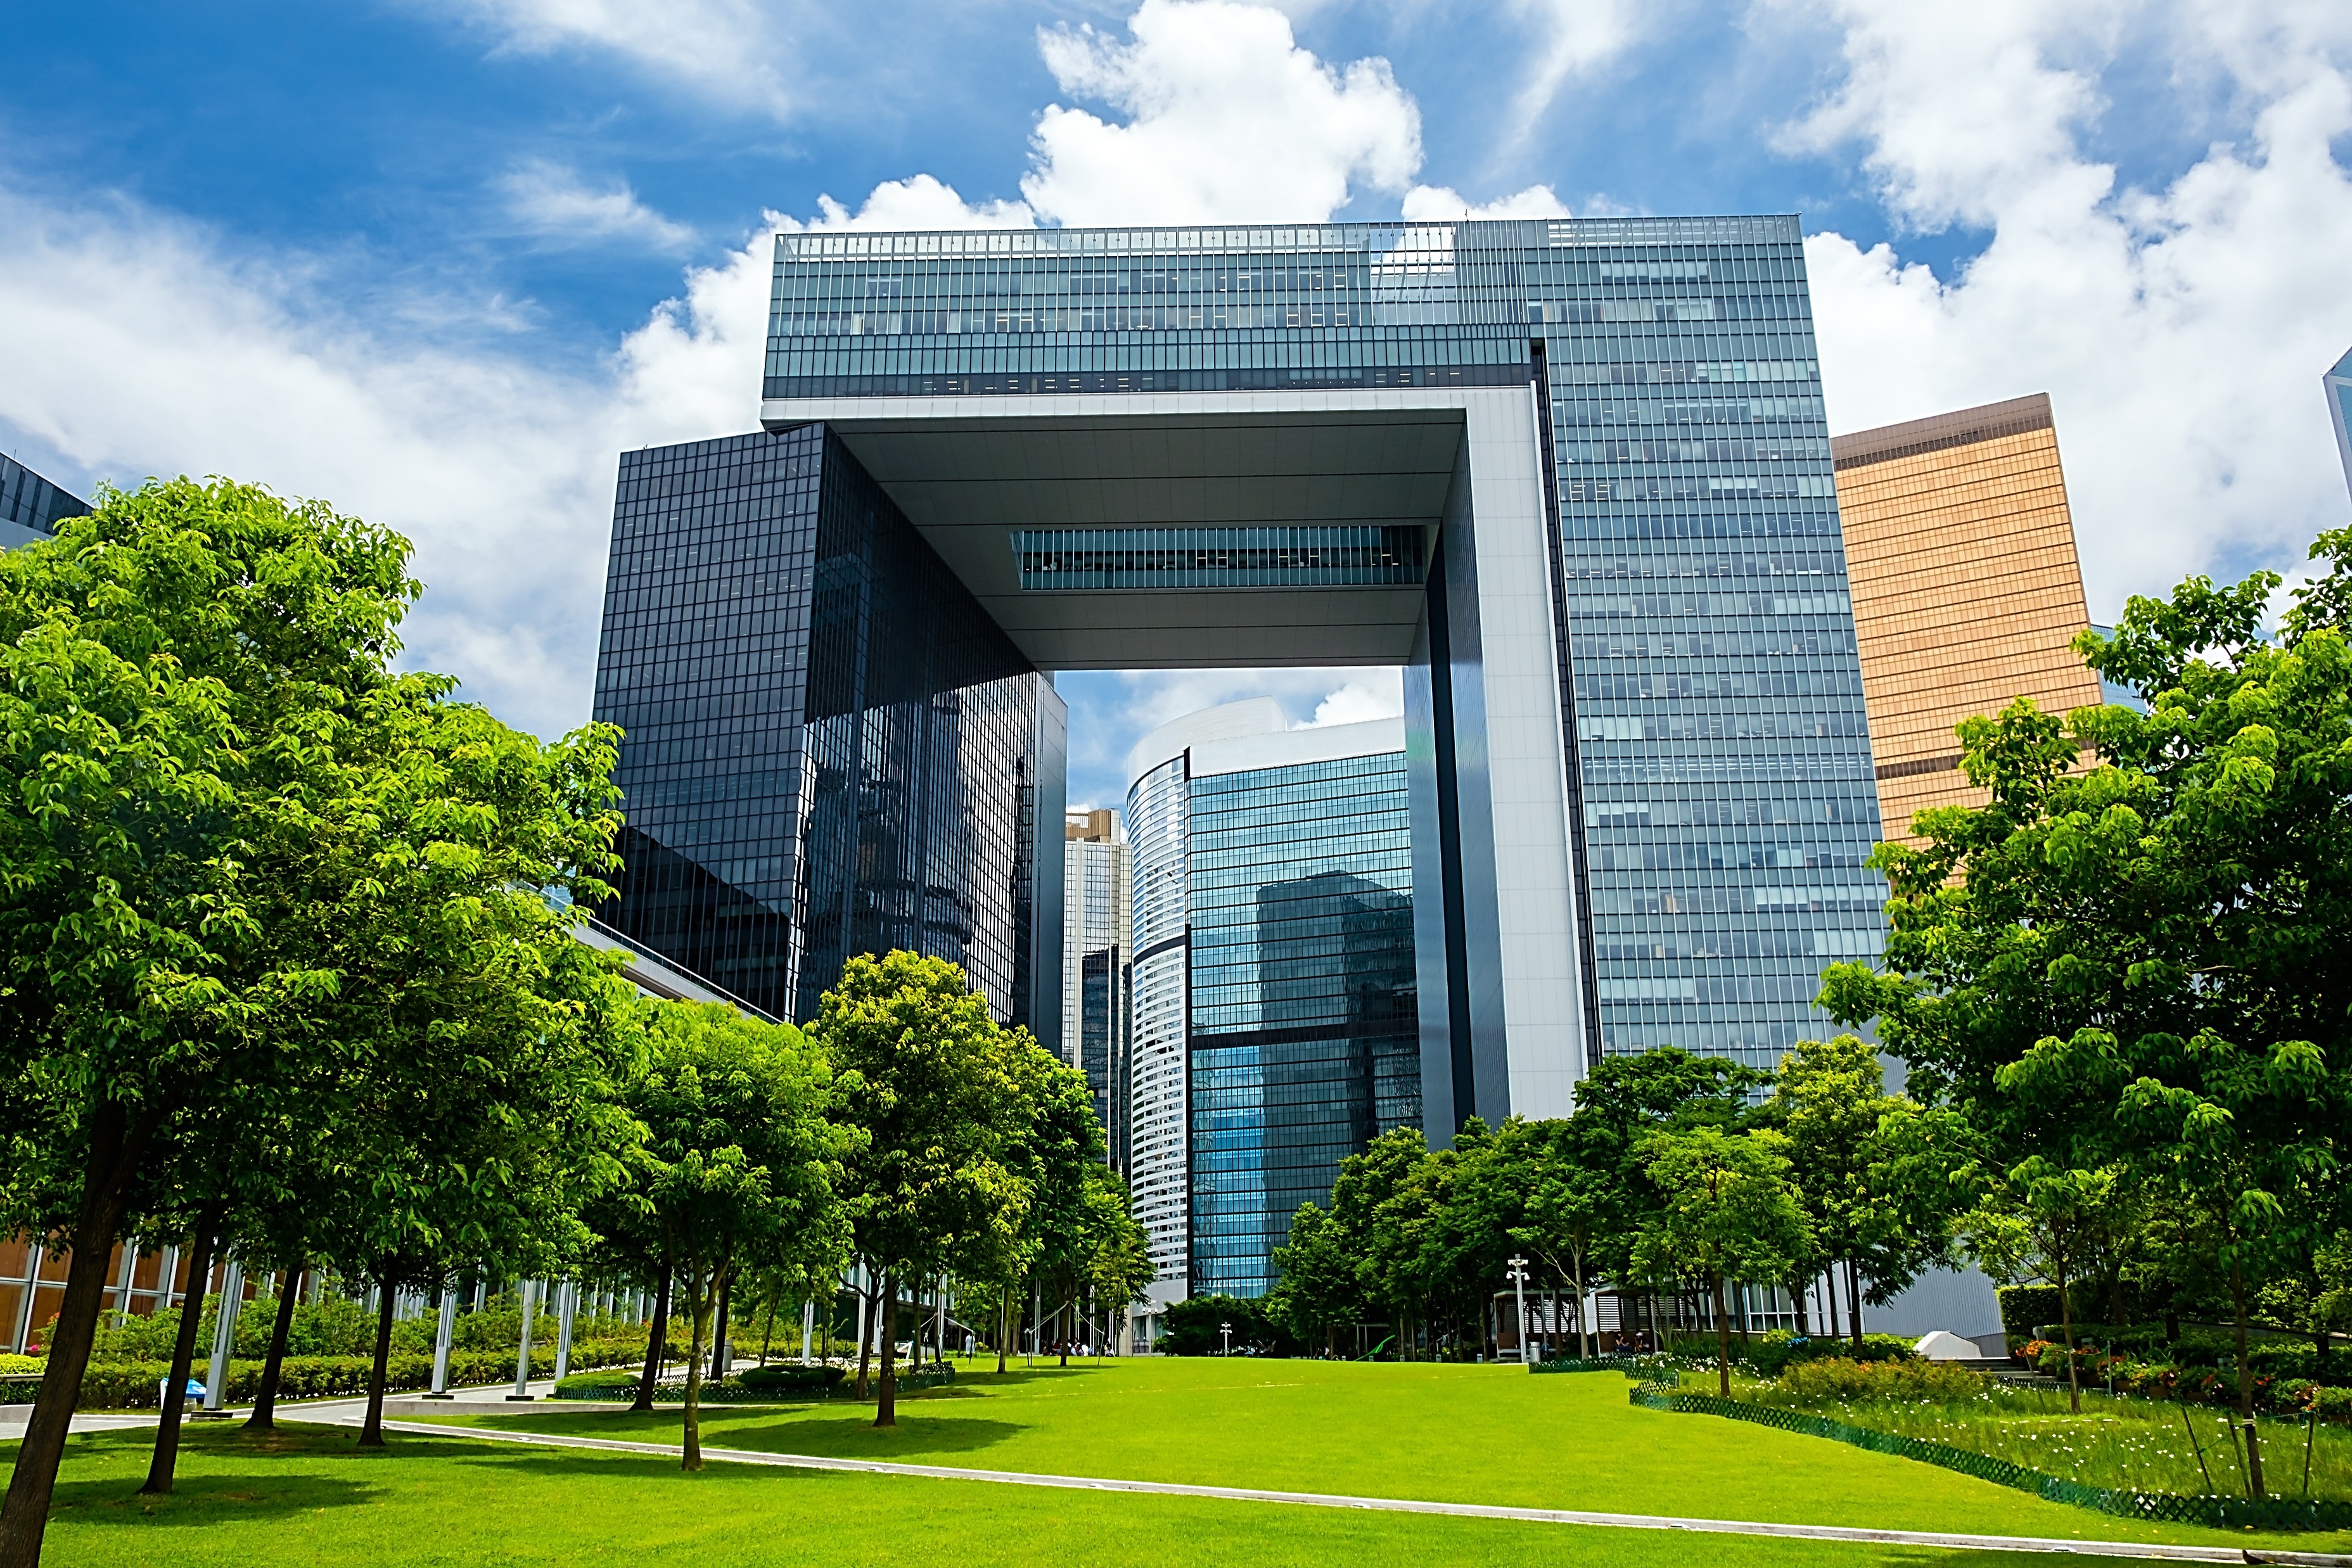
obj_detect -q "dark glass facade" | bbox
[591,426,1064,1032]
[768,215,1884,1080]
[0,454,89,551]
[1186,750,1416,1297]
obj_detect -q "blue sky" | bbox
[5,0,2351,811]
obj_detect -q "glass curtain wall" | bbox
[592,426,1059,1026]
[770,216,1886,1078]
[1186,751,1416,1298]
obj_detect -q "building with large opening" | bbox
[592,214,1889,1303]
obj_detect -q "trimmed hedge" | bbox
[4,1337,650,1409]
[737,1363,846,1392]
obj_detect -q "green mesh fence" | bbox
[1531,1356,1678,1386]
[1625,1384,2352,1533]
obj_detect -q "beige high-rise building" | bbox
[1832,393,2105,845]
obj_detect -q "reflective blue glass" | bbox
[770,214,1886,1083]
[592,427,1064,1030]
[1187,751,1416,1299]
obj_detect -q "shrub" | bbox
[553,1369,641,1399]
[736,1364,846,1391]
[1735,1329,1914,1376]
[1777,1356,1988,1404]
[0,1354,40,1376]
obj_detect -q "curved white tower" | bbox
[1122,699,1289,1305]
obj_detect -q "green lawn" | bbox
[10,1359,2348,1565]
[6,1422,2042,1568]
[407,1358,2348,1550]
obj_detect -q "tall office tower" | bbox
[1,454,90,551]
[1062,808,1131,1159]
[1831,394,2104,845]
[598,212,1884,1194]
[591,428,1066,1034]
[1125,700,1416,1303]
[2328,347,2352,504]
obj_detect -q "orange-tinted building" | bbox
[1832,393,2105,845]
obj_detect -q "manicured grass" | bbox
[1723,1370,2352,1501]
[409,1357,2350,1551]
[10,1423,2029,1568]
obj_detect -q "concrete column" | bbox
[510,1280,537,1399]
[201,1258,244,1413]
[800,1298,815,1364]
[553,1281,577,1382]
[427,1289,456,1397]
[10,1247,42,1354]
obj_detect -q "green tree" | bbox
[1964,1160,2117,1415]
[1270,1202,1362,1353]
[0,479,413,1566]
[621,1000,848,1469]
[1769,1035,1958,1352]
[812,952,1030,1427]
[1475,1116,1611,1358]
[1824,528,2352,1496]
[1632,1127,1812,1396]
[310,688,643,1448]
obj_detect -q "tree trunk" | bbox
[874,1271,898,1429]
[143,1210,222,1494]
[1845,1258,1864,1354]
[682,1261,712,1473]
[245,1264,304,1432]
[634,1266,671,1412]
[997,1291,1009,1375]
[1791,1271,1810,1337]
[357,1261,399,1447]
[2230,1261,2265,1497]
[0,1100,146,1568]
[760,1291,776,1367]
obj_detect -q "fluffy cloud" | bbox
[498,159,695,250]
[412,0,802,118]
[1400,182,1571,220]
[1023,0,1421,224]
[1790,0,2352,613]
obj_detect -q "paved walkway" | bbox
[328,1413,2352,1565]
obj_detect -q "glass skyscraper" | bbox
[1184,723,1416,1297]
[591,426,1064,1031]
[595,214,1886,1239]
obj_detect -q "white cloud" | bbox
[498,159,694,250]
[0,182,783,737]
[1400,182,1572,220]
[1500,0,1646,149]
[411,0,801,119]
[803,174,1036,233]
[1298,672,1407,727]
[1787,0,2352,614]
[1023,0,1422,224]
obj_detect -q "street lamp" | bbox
[1219,1321,1232,1358]
[1506,1255,1532,1367]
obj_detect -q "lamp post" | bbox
[1507,1255,1531,1367]
[1219,1322,1232,1358]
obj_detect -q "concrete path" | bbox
[329,1413,2352,1565]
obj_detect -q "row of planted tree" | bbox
[1264,525,2352,1503]
[0,481,1147,1568]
